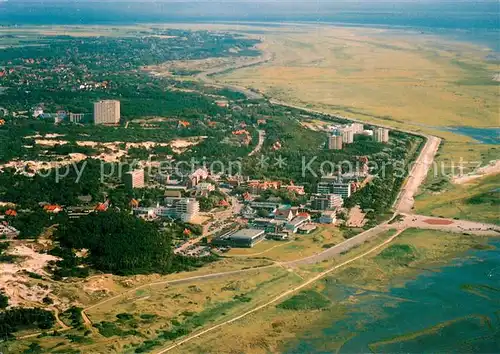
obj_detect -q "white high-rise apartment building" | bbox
[94,100,120,125]
[175,198,200,223]
[350,123,364,134]
[340,127,354,144]
[374,127,390,143]
[328,135,343,150]
[124,169,145,189]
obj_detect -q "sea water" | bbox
[286,240,500,353]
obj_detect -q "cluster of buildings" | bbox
[214,169,372,249]
[214,165,373,246]
[246,180,305,195]
[0,221,19,239]
[33,108,88,124]
[327,123,390,150]
[214,207,316,248]
[133,197,200,223]
[32,99,121,125]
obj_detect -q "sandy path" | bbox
[452,159,500,185]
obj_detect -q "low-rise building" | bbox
[319,211,337,224]
[286,215,311,233]
[43,204,63,213]
[164,190,183,199]
[188,168,209,188]
[311,194,343,210]
[212,228,266,248]
[94,99,120,125]
[350,123,364,134]
[135,198,200,223]
[196,182,215,194]
[339,127,354,144]
[297,224,317,234]
[241,205,256,219]
[266,232,290,241]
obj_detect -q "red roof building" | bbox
[43,204,62,213]
[242,192,253,201]
[94,203,108,212]
[5,209,17,217]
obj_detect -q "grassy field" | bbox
[415,173,500,225]
[172,228,495,354]
[215,23,499,218]
[11,227,494,354]
[11,266,304,353]
[225,225,346,261]
[218,25,499,134]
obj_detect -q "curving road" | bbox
[154,228,406,354]
[248,129,266,156]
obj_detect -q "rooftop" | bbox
[229,228,265,240]
[298,224,317,232]
[288,216,309,227]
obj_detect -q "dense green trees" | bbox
[55,211,173,275]
[0,159,116,209]
[8,210,53,239]
[198,190,227,211]
[0,307,55,340]
[0,293,8,309]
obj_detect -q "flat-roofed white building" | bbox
[69,113,85,123]
[213,228,265,248]
[175,198,200,223]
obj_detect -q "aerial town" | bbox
[0,17,498,354]
[1,98,388,257]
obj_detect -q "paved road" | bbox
[286,223,389,266]
[248,129,266,156]
[393,214,500,235]
[195,54,270,100]
[393,136,441,213]
[83,264,276,313]
[154,228,406,354]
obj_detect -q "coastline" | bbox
[283,233,500,354]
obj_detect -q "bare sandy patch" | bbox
[452,160,500,185]
[0,243,60,307]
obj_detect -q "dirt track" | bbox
[394,135,442,213]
